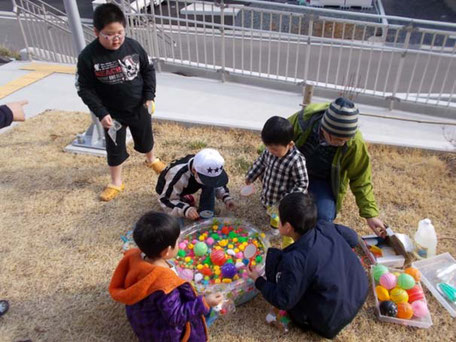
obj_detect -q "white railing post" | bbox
[219,0,227,82]
[303,14,314,85]
[12,0,32,61]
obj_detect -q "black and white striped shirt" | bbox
[246,146,309,207]
[156,155,232,217]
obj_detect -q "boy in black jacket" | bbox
[76,3,164,201]
[247,193,368,339]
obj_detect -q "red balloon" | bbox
[406,285,425,303]
[210,249,226,266]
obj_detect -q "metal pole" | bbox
[64,0,106,155]
[63,0,86,53]
[303,84,314,107]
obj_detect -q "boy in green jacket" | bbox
[288,97,386,237]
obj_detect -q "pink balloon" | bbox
[411,300,428,318]
[379,273,397,290]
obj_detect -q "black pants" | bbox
[104,105,154,167]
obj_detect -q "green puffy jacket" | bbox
[288,103,379,219]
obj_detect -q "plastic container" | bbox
[175,217,270,306]
[414,219,437,259]
[412,253,456,317]
[361,234,406,268]
[371,265,433,328]
[240,184,255,197]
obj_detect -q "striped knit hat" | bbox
[321,97,359,138]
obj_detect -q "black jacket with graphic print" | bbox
[76,37,156,121]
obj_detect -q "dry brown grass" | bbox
[0,110,455,342]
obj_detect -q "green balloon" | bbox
[398,273,416,290]
[373,264,389,282]
[194,242,208,256]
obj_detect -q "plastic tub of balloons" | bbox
[175,217,270,306]
[371,265,433,328]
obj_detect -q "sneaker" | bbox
[100,184,125,202]
[0,300,9,317]
[145,158,166,174]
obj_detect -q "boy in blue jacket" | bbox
[247,192,368,339]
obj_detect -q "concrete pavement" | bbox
[1,60,455,152]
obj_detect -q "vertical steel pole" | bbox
[64,0,105,153]
[63,0,86,53]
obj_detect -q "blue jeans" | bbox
[308,177,336,222]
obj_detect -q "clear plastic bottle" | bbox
[413,218,437,259]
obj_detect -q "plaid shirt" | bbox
[246,145,309,207]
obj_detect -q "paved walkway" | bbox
[1,60,455,152]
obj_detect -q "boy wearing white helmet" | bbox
[156,148,235,220]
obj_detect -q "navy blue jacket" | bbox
[255,220,368,339]
[0,105,13,129]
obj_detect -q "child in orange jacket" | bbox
[109,212,222,341]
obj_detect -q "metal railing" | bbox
[12,0,456,109]
[13,0,95,63]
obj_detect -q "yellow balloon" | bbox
[376,285,390,301]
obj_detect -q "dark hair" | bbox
[133,211,180,259]
[279,193,317,235]
[261,116,294,146]
[93,3,126,31]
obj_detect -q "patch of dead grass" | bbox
[0,111,455,341]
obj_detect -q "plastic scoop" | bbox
[438,282,456,302]
[240,184,255,197]
[107,120,122,145]
[244,243,257,267]
[199,210,214,219]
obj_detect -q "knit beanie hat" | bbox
[321,97,359,138]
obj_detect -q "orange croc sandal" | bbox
[100,184,125,202]
[145,158,166,174]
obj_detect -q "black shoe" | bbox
[0,300,9,317]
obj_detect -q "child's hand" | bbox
[6,100,28,122]
[225,200,235,210]
[101,114,113,129]
[186,207,199,220]
[145,100,155,114]
[246,265,260,281]
[205,293,223,307]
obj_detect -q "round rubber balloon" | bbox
[373,264,389,282]
[375,285,390,301]
[390,287,409,304]
[407,285,425,303]
[405,267,421,282]
[397,302,414,319]
[397,273,416,290]
[379,300,398,317]
[379,273,397,290]
[411,300,428,318]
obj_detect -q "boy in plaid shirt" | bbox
[245,116,309,245]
